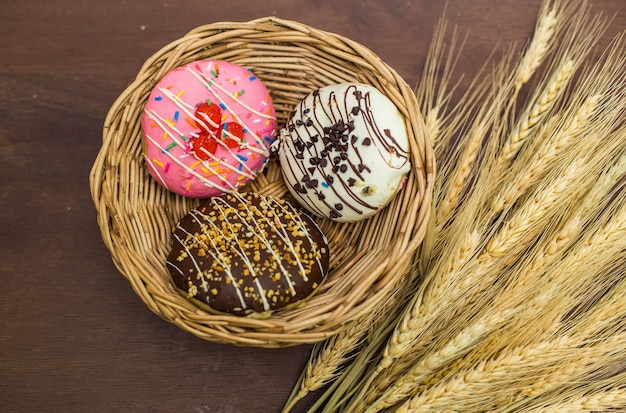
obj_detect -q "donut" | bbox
[166,192,330,318]
[277,82,411,222]
[141,59,277,198]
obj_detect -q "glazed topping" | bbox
[278,82,411,222]
[141,60,277,198]
[167,192,330,317]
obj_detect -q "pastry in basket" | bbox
[277,82,411,222]
[166,192,330,319]
[141,59,276,198]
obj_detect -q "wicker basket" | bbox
[89,16,435,348]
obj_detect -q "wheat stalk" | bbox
[401,260,626,411]
[282,325,363,413]
[433,38,521,234]
[515,367,626,413]
[390,215,626,412]
[395,255,626,413]
[520,335,626,399]
[506,151,626,295]
[434,116,491,232]
[410,29,626,354]
[431,1,606,264]
[490,34,626,215]
[418,155,592,340]
[396,337,571,413]
[282,267,418,413]
[356,125,617,407]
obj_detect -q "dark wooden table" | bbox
[2,0,623,412]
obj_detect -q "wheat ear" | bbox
[378,84,625,413]
[281,322,364,413]
[394,227,626,413]
[420,156,592,337]
[498,58,575,166]
[396,337,571,413]
[491,34,626,213]
[365,143,620,406]
[397,251,626,412]
[495,0,609,169]
[369,229,482,386]
[507,151,626,295]
[519,333,626,399]
[518,366,626,413]
[297,266,420,413]
[370,142,626,411]
[434,43,518,234]
[407,261,626,411]
[514,2,560,90]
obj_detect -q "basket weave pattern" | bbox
[89,17,435,347]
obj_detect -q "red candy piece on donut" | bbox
[195,101,221,133]
[222,122,244,148]
[190,132,218,159]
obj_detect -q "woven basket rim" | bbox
[89,16,435,347]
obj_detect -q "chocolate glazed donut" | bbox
[167,192,330,319]
[278,82,411,222]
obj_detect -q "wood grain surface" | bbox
[1,0,624,412]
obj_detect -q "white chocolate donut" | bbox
[277,82,411,222]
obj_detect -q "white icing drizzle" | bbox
[272,197,329,278]
[145,107,188,149]
[253,278,271,312]
[157,86,213,132]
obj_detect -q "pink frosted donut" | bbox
[141,60,277,198]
